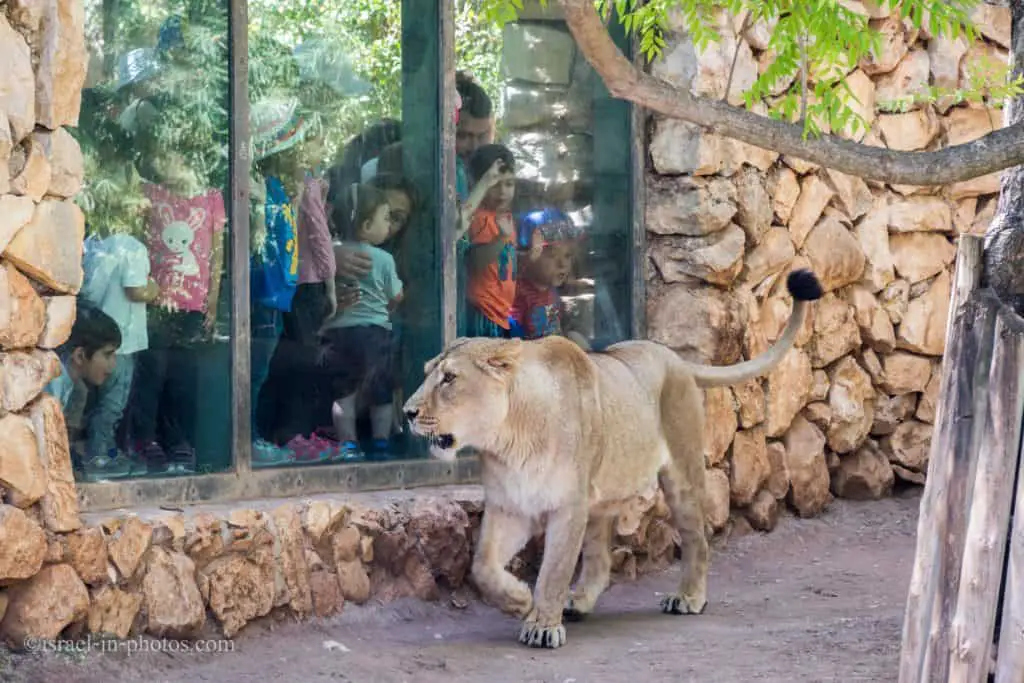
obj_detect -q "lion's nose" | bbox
[404,409,419,421]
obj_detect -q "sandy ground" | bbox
[1,487,921,683]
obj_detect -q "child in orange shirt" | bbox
[459,144,522,338]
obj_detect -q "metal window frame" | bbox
[76,0,643,513]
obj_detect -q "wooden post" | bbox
[995,311,1024,683]
[898,235,988,683]
[948,305,1024,683]
[922,292,998,683]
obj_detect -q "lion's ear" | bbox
[424,353,443,377]
[478,339,523,378]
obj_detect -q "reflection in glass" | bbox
[454,5,633,351]
[65,0,233,481]
[248,0,443,466]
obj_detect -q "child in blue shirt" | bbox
[45,303,130,480]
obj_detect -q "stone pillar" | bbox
[644,2,1010,533]
[0,0,89,643]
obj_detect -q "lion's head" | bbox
[402,337,524,460]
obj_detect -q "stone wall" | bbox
[0,486,684,645]
[0,0,91,645]
[645,1,1008,533]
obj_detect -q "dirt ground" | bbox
[1,487,921,683]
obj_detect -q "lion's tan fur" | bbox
[402,295,812,648]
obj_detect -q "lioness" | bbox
[403,269,823,649]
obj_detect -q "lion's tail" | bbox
[680,269,823,389]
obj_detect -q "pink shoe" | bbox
[286,434,331,464]
[306,432,339,460]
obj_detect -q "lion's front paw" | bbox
[660,593,707,615]
[518,620,567,649]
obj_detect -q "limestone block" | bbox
[36,296,76,349]
[882,419,932,473]
[646,175,736,236]
[67,527,109,585]
[35,0,88,129]
[271,504,313,617]
[765,441,790,499]
[647,284,746,365]
[0,413,45,507]
[0,17,36,142]
[704,386,737,467]
[789,174,836,248]
[4,199,85,294]
[889,233,956,284]
[872,393,919,436]
[9,137,51,202]
[108,516,152,579]
[765,347,813,438]
[880,351,933,395]
[802,214,867,293]
[0,262,46,350]
[831,439,895,499]
[0,504,47,581]
[874,49,930,109]
[0,196,36,254]
[1,564,88,647]
[34,128,84,199]
[897,270,951,356]
[876,107,940,151]
[143,547,206,638]
[28,393,80,532]
[2,350,61,414]
[806,294,862,368]
[827,356,876,454]
[782,415,832,517]
[858,17,908,76]
[87,586,141,639]
[648,224,745,286]
[704,468,731,531]
[887,196,953,233]
[733,166,773,245]
[730,427,769,507]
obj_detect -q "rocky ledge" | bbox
[0,484,704,646]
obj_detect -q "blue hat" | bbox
[517,208,584,251]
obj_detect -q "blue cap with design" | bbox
[516,208,584,251]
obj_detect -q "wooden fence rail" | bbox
[898,234,1024,683]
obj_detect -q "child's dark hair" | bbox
[340,183,389,242]
[61,302,121,358]
[456,71,493,120]
[468,144,514,184]
[370,173,419,219]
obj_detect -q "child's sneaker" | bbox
[253,438,295,467]
[168,444,197,475]
[367,438,394,461]
[285,434,331,465]
[80,451,133,482]
[131,440,169,475]
[333,440,365,463]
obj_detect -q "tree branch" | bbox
[559,0,1024,186]
[724,11,752,103]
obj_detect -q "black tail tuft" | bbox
[787,269,823,302]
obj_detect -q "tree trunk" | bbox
[985,0,1024,315]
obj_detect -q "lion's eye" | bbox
[441,371,456,385]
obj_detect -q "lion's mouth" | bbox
[430,433,456,450]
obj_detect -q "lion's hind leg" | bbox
[563,515,613,622]
[658,375,710,616]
